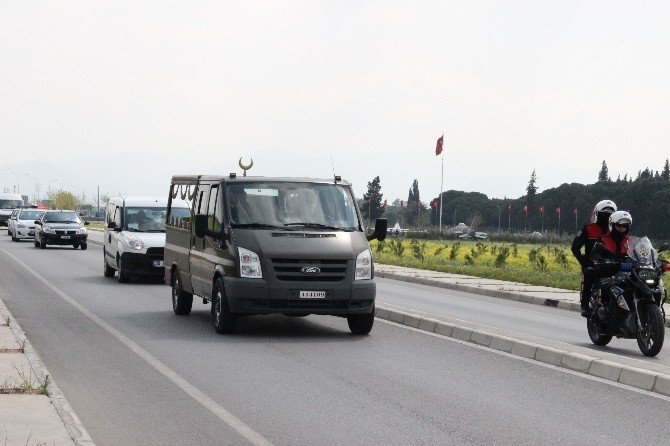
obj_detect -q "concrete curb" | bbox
[375,304,670,398]
[375,270,670,328]
[0,299,95,445]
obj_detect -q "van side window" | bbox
[196,187,209,215]
[207,186,221,232]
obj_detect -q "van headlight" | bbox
[43,227,54,233]
[355,249,372,280]
[124,235,145,250]
[76,227,87,235]
[239,247,262,278]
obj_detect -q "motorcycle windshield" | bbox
[628,236,657,266]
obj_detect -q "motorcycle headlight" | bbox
[124,235,145,250]
[239,247,262,278]
[43,227,54,233]
[355,249,372,280]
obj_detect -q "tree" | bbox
[662,159,670,181]
[526,170,538,230]
[48,190,79,210]
[361,176,385,225]
[597,160,610,182]
[405,179,422,226]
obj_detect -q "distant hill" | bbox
[428,173,670,240]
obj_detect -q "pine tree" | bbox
[526,170,538,231]
[361,176,385,224]
[597,160,610,182]
[663,159,670,181]
[405,179,421,226]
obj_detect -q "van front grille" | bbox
[270,259,348,282]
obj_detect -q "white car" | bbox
[9,209,45,241]
[103,196,190,282]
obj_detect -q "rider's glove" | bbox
[620,262,633,271]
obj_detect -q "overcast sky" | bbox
[1,1,669,204]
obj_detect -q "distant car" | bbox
[33,210,89,249]
[9,209,44,241]
[458,230,488,240]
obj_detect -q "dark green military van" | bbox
[164,175,387,335]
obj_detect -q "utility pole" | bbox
[97,185,100,219]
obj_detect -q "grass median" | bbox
[371,238,669,291]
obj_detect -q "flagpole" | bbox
[439,146,444,237]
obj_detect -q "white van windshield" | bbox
[226,182,360,231]
[125,207,169,232]
[0,199,23,209]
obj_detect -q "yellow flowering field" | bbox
[371,238,585,290]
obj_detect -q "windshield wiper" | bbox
[231,223,294,230]
[284,223,352,231]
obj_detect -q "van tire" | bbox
[117,256,130,283]
[212,277,236,334]
[172,269,193,315]
[103,250,115,277]
[81,243,87,250]
[39,237,46,249]
[347,308,375,335]
[34,239,39,248]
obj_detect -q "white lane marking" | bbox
[376,318,670,401]
[378,278,579,321]
[1,248,273,446]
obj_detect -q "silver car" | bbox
[10,209,45,241]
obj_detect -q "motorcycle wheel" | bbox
[637,303,665,357]
[587,316,612,346]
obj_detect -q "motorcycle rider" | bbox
[571,200,617,316]
[587,211,634,312]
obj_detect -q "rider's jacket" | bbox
[572,223,607,268]
[590,232,633,276]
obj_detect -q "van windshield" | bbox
[125,207,169,232]
[226,182,360,231]
[0,199,23,209]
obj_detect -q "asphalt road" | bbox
[1,234,670,445]
[377,278,670,367]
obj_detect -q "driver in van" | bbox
[229,188,252,224]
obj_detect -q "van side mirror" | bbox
[194,214,209,238]
[107,221,116,230]
[84,221,90,226]
[366,218,388,242]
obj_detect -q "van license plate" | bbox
[61,236,70,239]
[299,291,326,299]
[153,260,164,268]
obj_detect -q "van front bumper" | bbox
[223,277,376,315]
[41,233,87,245]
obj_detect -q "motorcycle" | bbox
[586,236,670,357]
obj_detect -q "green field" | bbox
[371,238,665,291]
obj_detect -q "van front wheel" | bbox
[347,308,375,335]
[171,269,193,315]
[212,277,236,334]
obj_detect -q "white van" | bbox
[104,196,190,282]
[0,193,24,227]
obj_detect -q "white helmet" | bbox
[592,199,617,223]
[608,210,632,232]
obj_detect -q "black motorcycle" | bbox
[586,236,670,357]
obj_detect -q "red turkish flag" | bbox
[435,135,444,156]
[555,207,561,214]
